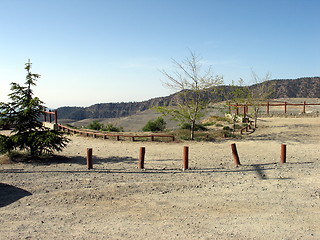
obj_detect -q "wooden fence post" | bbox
[284,102,287,114]
[54,110,58,124]
[182,146,189,170]
[86,148,93,169]
[231,143,241,166]
[280,144,286,164]
[138,147,145,169]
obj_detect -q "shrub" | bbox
[143,117,166,132]
[88,120,103,130]
[88,121,123,132]
[180,122,207,131]
[223,126,232,131]
[202,121,216,127]
[102,123,123,132]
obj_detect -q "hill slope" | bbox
[57,77,320,120]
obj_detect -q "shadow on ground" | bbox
[6,155,138,166]
[0,183,32,208]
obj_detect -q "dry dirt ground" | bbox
[1,117,320,240]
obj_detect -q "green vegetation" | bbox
[202,121,216,127]
[157,51,223,140]
[0,60,69,159]
[88,120,104,130]
[142,117,166,132]
[87,120,123,132]
[180,122,207,131]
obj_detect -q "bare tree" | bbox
[157,51,223,140]
[248,71,274,128]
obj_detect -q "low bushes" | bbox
[87,121,123,132]
[142,117,166,132]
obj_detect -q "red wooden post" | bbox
[183,146,189,170]
[243,105,246,117]
[303,101,306,114]
[86,148,93,169]
[284,102,287,114]
[54,110,58,124]
[138,147,145,169]
[231,143,241,166]
[280,144,286,164]
[49,112,52,123]
[235,103,239,115]
[267,101,270,115]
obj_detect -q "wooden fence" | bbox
[42,110,175,142]
[58,124,175,142]
[43,110,58,124]
[228,101,320,115]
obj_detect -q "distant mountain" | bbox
[57,77,320,120]
[268,77,320,98]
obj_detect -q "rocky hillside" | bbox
[269,77,320,98]
[57,77,320,120]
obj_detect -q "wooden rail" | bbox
[58,124,175,142]
[228,101,320,115]
[43,110,58,124]
[41,110,175,142]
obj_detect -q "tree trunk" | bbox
[254,108,259,128]
[190,120,195,140]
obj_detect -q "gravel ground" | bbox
[1,117,320,240]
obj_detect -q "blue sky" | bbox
[1,0,319,108]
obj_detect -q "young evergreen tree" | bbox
[0,60,69,158]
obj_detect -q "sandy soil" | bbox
[1,117,320,240]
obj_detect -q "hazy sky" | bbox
[1,0,319,108]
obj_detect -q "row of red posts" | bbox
[231,143,286,166]
[85,144,287,170]
[136,146,190,170]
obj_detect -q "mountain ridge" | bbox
[57,77,320,120]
